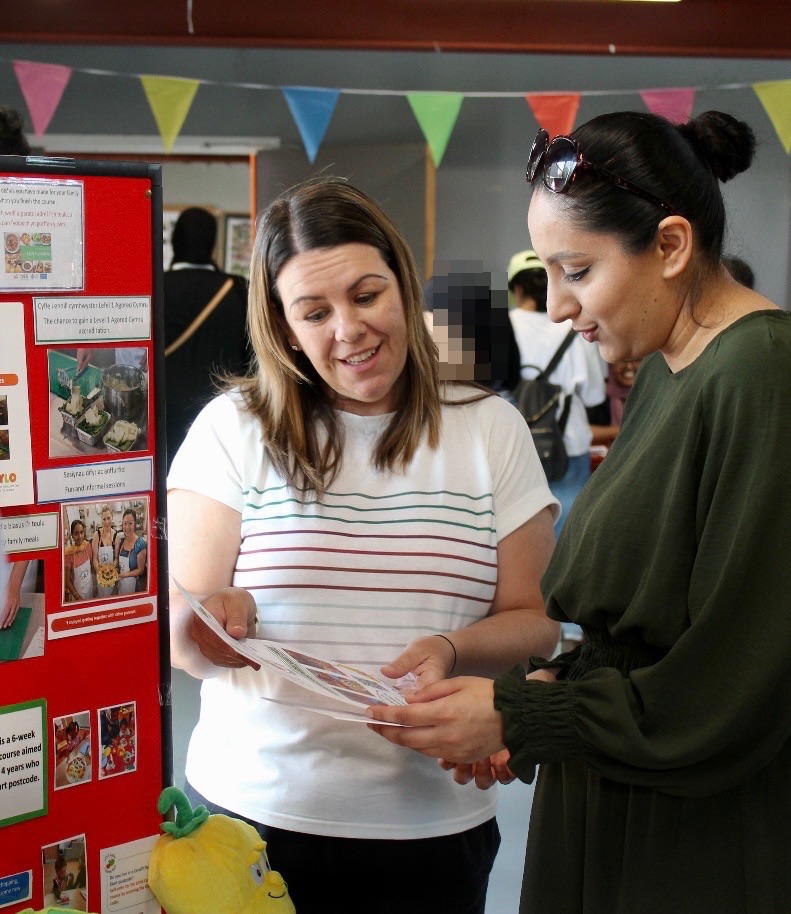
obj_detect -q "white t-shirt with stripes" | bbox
[168,387,556,839]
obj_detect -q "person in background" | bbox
[163,207,250,468]
[0,106,30,155]
[167,177,558,914]
[722,255,755,289]
[51,855,68,900]
[369,109,791,914]
[423,262,521,400]
[92,504,117,598]
[64,519,94,602]
[508,250,605,531]
[115,508,147,595]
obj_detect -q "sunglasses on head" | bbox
[526,128,678,217]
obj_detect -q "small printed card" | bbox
[173,578,407,724]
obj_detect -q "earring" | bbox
[291,345,299,351]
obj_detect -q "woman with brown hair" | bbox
[167,177,558,913]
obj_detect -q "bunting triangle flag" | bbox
[525,94,581,139]
[640,88,695,124]
[407,93,464,167]
[140,75,200,152]
[13,59,73,137]
[282,87,340,163]
[753,81,791,154]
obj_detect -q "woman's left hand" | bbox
[367,676,505,764]
[380,633,458,689]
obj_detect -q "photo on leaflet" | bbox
[53,711,92,790]
[47,346,149,460]
[98,701,137,779]
[0,559,45,662]
[42,834,88,910]
[61,498,150,607]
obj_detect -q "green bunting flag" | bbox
[407,93,464,167]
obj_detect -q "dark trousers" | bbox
[185,782,500,914]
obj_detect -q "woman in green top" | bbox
[369,109,791,913]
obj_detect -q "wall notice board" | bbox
[0,157,170,914]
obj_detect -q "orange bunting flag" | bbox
[13,59,73,137]
[407,93,464,167]
[140,75,200,152]
[640,88,695,124]
[753,81,791,155]
[525,94,581,139]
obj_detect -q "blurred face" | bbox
[122,514,135,537]
[278,244,409,416]
[72,523,85,545]
[527,192,676,364]
[101,510,113,528]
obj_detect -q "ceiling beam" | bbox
[3,0,789,58]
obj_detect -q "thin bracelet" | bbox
[434,633,457,675]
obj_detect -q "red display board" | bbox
[0,158,169,914]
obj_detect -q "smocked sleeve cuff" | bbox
[493,665,583,782]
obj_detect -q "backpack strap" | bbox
[537,328,577,381]
[558,390,573,433]
[165,277,235,357]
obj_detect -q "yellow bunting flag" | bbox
[407,93,464,167]
[525,94,581,139]
[140,75,200,152]
[753,81,791,154]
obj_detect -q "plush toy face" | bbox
[148,812,295,914]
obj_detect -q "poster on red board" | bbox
[0,158,169,914]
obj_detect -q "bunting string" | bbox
[3,55,788,161]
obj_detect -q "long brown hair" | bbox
[234,177,442,496]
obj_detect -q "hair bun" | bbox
[678,111,756,183]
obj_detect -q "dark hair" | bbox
[171,207,218,265]
[236,176,440,495]
[0,106,30,155]
[122,508,137,522]
[509,268,548,312]
[70,519,85,535]
[426,267,521,390]
[544,110,756,265]
[722,255,755,289]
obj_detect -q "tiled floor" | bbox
[170,667,533,913]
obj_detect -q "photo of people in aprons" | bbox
[64,519,95,602]
[115,508,147,595]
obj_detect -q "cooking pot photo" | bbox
[102,364,146,421]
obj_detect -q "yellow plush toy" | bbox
[148,787,296,914]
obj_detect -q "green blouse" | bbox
[494,310,791,912]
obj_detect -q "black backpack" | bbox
[513,329,577,482]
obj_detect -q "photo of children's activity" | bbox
[47,346,149,459]
[99,701,137,778]
[0,394,7,425]
[42,835,88,911]
[53,712,92,790]
[0,559,45,662]
[0,429,8,460]
[62,499,149,604]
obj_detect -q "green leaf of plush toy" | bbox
[157,786,210,837]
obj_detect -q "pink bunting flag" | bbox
[525,94,581,139]
[640,88,695,124]
[13,59,73,137]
